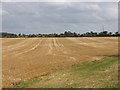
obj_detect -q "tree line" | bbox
[0,31,120,38]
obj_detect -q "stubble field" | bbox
[2,37,118,87]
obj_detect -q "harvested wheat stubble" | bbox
[2,37,118,87]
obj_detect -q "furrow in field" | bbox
[2,38,23,45]
[16,39,43,55]
[7,38,50,58]
[55,38,72,54]
[86,37,118,43]
[2,39,40,56]
[67,37,105,48]
[59,38,118,56]
[56,41,97,63]
[2,38,26,48]
[47,38,53,55]
[66,37,99,48]
[52,38,76,61]
[3,39,29,50]
[58,38,94,62]
[67,37,118,49]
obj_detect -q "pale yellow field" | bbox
[2,37,118,87]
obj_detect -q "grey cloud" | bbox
[2,2,118,34]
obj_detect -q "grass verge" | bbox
[10,56,119,88]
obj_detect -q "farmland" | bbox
[2,37,118,88]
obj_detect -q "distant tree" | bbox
[98,31,108,36]
[64,31,68,36]
[18,33,21,37]
[103,31,108,34]
[109,32,112,35]
[115,32,118,35]
[73,32,78,37]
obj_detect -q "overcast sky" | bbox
[1,2,118,34]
